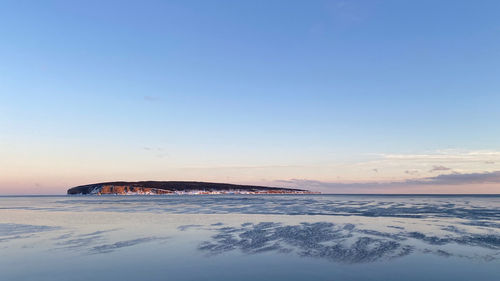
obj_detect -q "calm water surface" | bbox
[0,195,499,281]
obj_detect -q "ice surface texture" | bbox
[198,221,500,263]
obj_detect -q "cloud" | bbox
[143,146,169,158]
[410,171,500,185]
[347,150,500,184]
[380,150,500,162]
[429,165,451,173]
[276,171,500,191]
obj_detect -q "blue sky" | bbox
[1,0,500,194]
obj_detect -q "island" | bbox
[67,181,318,195]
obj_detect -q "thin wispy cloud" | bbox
[276,171,500,191]
[143,146,168,158]
[356,150,500,181]
[429,165,451,173]
[380,150,500,162]
[407,171,500,185]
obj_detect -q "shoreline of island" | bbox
[67,181,319,195]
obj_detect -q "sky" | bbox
[1,0,500,194]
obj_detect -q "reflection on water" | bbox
[0,195,499,281]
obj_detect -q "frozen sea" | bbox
[0,195,499,281]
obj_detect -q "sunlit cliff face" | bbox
[97,185,174,195]
[68,184,317,196]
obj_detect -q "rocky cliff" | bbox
[67,181,313,195]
